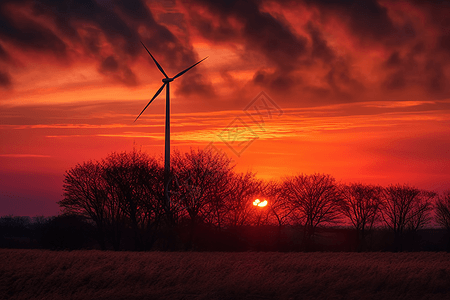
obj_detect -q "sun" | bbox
[253,199,268,207]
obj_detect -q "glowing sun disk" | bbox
[253,199,268,207]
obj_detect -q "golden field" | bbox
[1,250,450,299]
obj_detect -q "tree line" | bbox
[51,148,450,252]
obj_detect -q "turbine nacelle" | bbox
[135,41,208,123]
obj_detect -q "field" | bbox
[1,250,450,300]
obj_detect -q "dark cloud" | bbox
[189,0,308,73]
[119,66,138,86]
[382,50,415,90]
[112,0,198,70]
[438,34,450,54]
[252,69,297,92]
[0,44,10,61]
[425,60,445,92]
[177,73,215,98]
[305,21,335,64]
[185,0,314,97]
[189,11,237,43]
[384,51,402,68]
[114,0,155,22]
[189,0,371,97]
[32,0,139,56]
[382,42,448,94]
[303,0,400,43]
[2,0,450,100]
[411,42,426,55]
[326,61,362,91]
[0,7,66,56]
[0,71,12,88]
[409,1,450,55]
[253,70,265,85]
[383,71,406,90]
[99,55,137,86]
[100,56,119,73]
[82,28,102,55]
[1,0,200,89]
[241,8,308,72]
[408,2,450,95]
[157,12,186,31]
[393,22,417,45]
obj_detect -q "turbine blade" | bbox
[140,41,169,78]
[134,83,166,122]
[173,56,208,80]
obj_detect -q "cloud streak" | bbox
[0,154,51,158]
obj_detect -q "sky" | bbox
[1,0,450,216]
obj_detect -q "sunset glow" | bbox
[253,199,268,207]
[1,0,450,216]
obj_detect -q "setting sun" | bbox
[253,199,268,207]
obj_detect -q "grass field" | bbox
[1,250,450,299]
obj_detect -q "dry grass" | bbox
[1,250,450,300]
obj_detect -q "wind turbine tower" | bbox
[135,41,208,214]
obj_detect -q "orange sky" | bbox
[1,0,450,216]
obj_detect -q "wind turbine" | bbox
[135,41,208,214]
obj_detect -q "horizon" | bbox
[1,0,450,216]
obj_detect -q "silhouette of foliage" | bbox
[381,184,435,251]
[222,171,263,227]
[59,150,164,250]
[264,180,295,227]
[280,173,343,249]
[436,191,450,230]
[435,191,450,251]
[53,149,450,252]
[103,151,163,250]
[171,148,233,226]
[59,160,111,249]
[40,215,95,250]
[340,183,383,251]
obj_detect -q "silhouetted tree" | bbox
[381,184,435,251]
[172,149,233,223]
[222,171,262,228]
[40,214,95,250]
[252,180,294,250]
[30,216,51,246]
[103,151,164,250]
[0,215,31,237]
[204,169,235,230]
[280,173,343,249]
[171,148,233,248]
[265,180,295,227]
[435,191,450,251]
[59,161,111,249]
[340,183,383,251]
[0,216,32,248]
[436,191,450,229]
[59,150,164,250]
